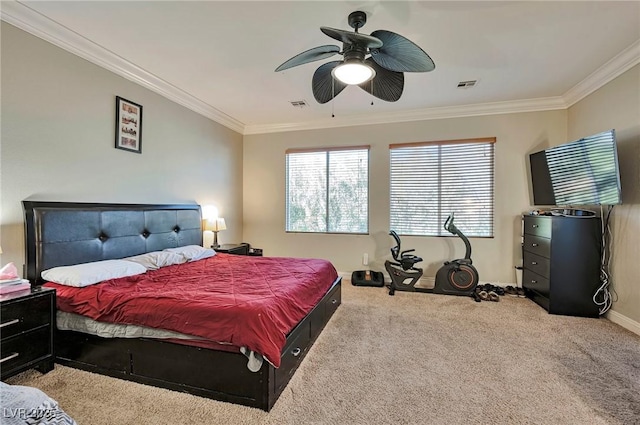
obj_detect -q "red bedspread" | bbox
[44,253,338,368]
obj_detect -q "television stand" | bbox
[522,214,601,317]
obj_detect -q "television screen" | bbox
[529,129,622,206]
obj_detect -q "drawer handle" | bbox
[0,352,19,364]
[531,280,537,284]
[331,299,338,304]
[531,243,538,247]
[531,261,538,265]
[0,319,20,329]
[291,348,301,357]
[532,224,539,228]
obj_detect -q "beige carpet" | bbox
[7,283,640,425]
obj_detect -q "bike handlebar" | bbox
[444,213,456,234]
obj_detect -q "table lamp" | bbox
[205,218,226,249]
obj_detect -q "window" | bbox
[286,146,369,233]
[389,138,495,237]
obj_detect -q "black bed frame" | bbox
[23,201,341,411]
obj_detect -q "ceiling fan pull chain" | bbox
[371,81,374,105]
[331,78,335,117]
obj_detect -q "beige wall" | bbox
[568,64,640,325]
[4,20,636,329]
[0,23,244,272]
[243,111,567,283]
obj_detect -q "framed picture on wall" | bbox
[115,96,143,154]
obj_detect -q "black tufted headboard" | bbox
[23,201,202,284]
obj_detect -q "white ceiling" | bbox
[2,1,640,135]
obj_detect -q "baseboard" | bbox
[606,309,640,337]
[340,273,521,287]
[337,271,351,280]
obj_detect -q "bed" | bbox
[22,201,342,411]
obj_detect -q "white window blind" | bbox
[389,139,495,237]
[286,147,369,233]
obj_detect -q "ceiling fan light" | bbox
[332,62,375,85]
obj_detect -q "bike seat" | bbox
[399,254,422,270]
[389,230,422,270]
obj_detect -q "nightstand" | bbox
[214,243,263,256]
[215,243,249,255]
[0,286,55,380]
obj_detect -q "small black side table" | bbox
[215,243,248,255]
[214,243,262,256]
[0,286,56,380]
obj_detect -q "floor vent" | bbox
[457,80,478,88]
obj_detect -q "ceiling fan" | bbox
[275,11,435,104]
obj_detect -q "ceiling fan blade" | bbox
[369,30,435,72]
[312,61,347,104]
[358,58,404,102]
[275,45,341,72]
[320,27,383,49]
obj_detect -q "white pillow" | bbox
[124,251,187,270]
[163,245,216,262]
[42,259,147,287]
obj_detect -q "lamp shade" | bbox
[205,218,226,232]
[201,205,218,221]
[215,218,227,231]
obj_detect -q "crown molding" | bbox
[2,1,638,136]
[0,1,245,134]
[563,39,640,107]
[243,97,568,135]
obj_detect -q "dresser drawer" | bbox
[0,295,51,339]
[275,323,311,394]
[522,269,550,298]
[522,234,551,258]
[523,251,551,279]
[523,216,552,238]
[309,302,326,341]
[0,327,51,375]
[324,282,341,319]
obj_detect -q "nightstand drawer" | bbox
[0,295,51,339]
[0,327,51,375]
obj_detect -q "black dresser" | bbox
[522,215,602,318]
[0,286,56,379]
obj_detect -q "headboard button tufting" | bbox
[173,226,180,233]
[142,230,150,238]
[98,233,109,242]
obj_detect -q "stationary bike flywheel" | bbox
[448,265,477,290]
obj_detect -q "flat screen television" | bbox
[529,129,622,206]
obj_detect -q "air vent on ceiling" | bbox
[457,80,478,88]
[290,100,308,108]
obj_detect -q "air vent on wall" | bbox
[290,100,308,108]
[457,80,478,88]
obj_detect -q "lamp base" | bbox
[212,231,220,249]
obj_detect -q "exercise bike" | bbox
[384,213,479,297]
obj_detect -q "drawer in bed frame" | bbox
[54,277,342,411]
